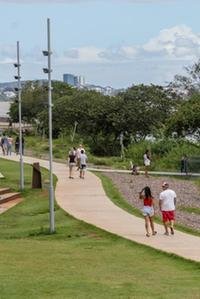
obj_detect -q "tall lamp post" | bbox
[71,121,78,142]
[42,18,55,233]
[14,41,24,190]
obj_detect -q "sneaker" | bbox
[170,227,174,235]
[146,233,150,237]
[152,231,157,236]
[164,232,169,236]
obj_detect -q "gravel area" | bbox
[103,172,200,232]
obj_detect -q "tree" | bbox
[165,93,200,139]
[169,59,200,97]
[38,84,179,155]
[117,84,178,141]
[9,80,74,125]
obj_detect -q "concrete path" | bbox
[1,155,200,262]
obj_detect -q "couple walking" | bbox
[139,182,177,237]
[68,144,87,179]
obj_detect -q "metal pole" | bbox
[120,132,125,159]
[47,18,55,233]
[71,121,78,142]
[17,41,24,190]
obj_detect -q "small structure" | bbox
[32,162,42,188]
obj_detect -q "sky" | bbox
[1,0,200,88]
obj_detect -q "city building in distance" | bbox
[63,73,85,87]
[63,73,122,96]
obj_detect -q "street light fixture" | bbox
[42,50,52,56]
[13,41,24,190]
[14,75,21,80]
[43,68,50,74]
[14,63,20,68]
[42,18,55,233]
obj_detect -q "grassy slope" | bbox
[0,158,200,299]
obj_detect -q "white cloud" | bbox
[98,46,138,61]
[0,24,199,87]
[1,25,199,66]
[143,25,200,59]
[0,24,199,64]
[58,25,200,64]
[60,46,103,63]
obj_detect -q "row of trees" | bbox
[9,61,200,155]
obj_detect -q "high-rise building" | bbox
[78,76,85,86]
[63,73,85,87]
[63,74,76,86]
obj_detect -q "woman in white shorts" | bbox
[139,186,157,237]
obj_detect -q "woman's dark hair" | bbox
[144,186,152,198]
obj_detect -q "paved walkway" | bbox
[1,155,200,262]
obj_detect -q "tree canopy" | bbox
[165,93,200,140]
[8,80,189,155]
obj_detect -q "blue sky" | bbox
[1,0,200,88]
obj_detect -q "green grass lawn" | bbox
[179,206,200,215]
[0,158,200,299]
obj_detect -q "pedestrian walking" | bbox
[79,149,87,179]
[76,144,85,170]
[15,135,24,155]
[139,186,157,237]
[15,136,19,155]
[159,182,177,235]
[143,149,151,177]
[180,155,188,175]
[68,147,76,179]
[1,133,8,156]
[7,136,13,155]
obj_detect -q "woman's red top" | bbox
[143,197,153,207]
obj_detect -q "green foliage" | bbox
[165,93,200,139]
[9,80,75,125]
[9,81,180,156]
[126,140,151,164]
[179,206,200,215]
[118,84,178,140]
[126,139,200,172]
[23,134,200,173]
[170,59,200,96]
[156,142,200,172]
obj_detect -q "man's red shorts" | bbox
[162,211,175,222]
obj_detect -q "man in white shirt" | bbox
[159,182,177,235]
[79,150,87,179]
[76,144,85,170]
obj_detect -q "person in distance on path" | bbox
[143,149,151,177]
[68,147,76,179]
[79,149,87,179]
[159,182,177,235]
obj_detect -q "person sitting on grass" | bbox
[139,186,157,237]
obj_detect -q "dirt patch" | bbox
[103,172,200,232]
